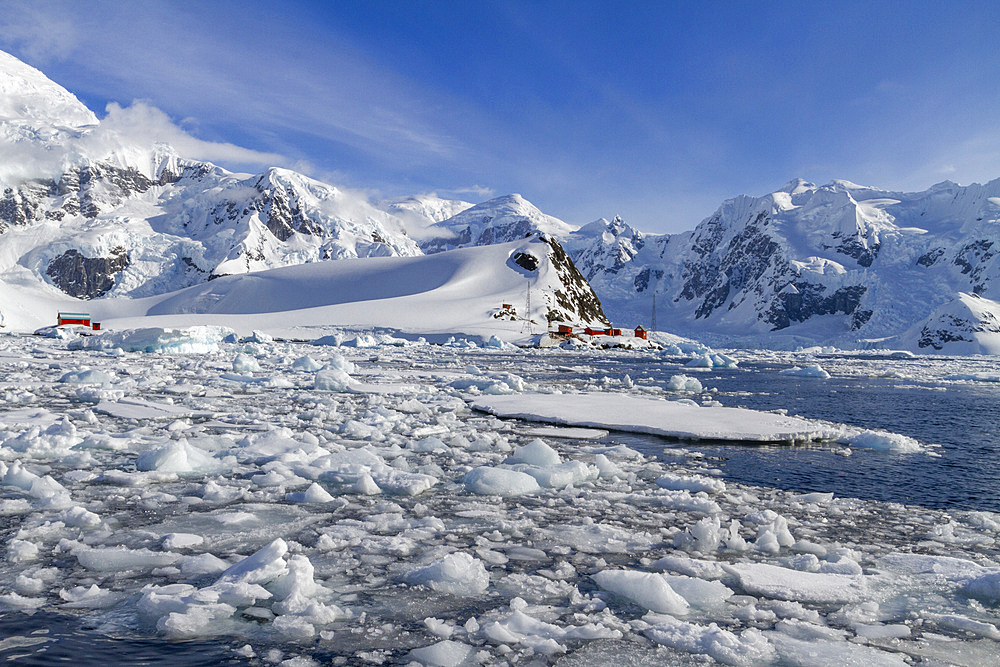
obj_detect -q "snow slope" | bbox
[6,236,607,340]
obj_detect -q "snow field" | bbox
[0,333,998,664]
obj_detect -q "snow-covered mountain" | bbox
[899,292,1000,355]
[420,194,576,253]
[566,179,1000,352]
[0,51,429,297]
[4,49,1000,353]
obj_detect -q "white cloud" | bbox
[91,102,288,169]
[0,99,292,186]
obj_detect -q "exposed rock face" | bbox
[0,163,180,232]
[542,236,608,326]
[46,247,129,298]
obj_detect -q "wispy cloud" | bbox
[0,1,467,173]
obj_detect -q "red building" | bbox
[557,324,573,334]
[634,325,647,339]
[57,312,91,327]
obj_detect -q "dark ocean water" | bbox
[606,355,1000,512]
[0,611,243,665]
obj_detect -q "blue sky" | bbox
[2,0,999,233]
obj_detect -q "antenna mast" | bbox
[521,279,533,334]
[651,292,657,332]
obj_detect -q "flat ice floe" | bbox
[472,392,840,442]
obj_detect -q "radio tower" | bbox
[651,292,657,332]
[521,280,533,334]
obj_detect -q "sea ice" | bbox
[592,569,689,614]
[405,552,490,597]
[463,467,541,496]
[779,364,831,378]
[472,393,839,442]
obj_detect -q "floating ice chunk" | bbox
[651,555,728,580]
[507,461,599,489]
[270,554,344,621]
[310,334,343,347]
[657,472,726,494]
[876,552,985,578]
[0,592,46,610]
[845,429,924,453]
[485,335,517,350]
[1,460,73,508]
[405,552,490,597]
[593,453,624,478]
[60,505,101,528]
[180,553,231,577]
[779,364,831,379]
[676,516,747,553]
[76,546,182,572]
[324,353,356,374]
[2,419,83,457]
[482,600,621,655]
[723,562,868,604]
[94,397,211,420]
[746,510,794,554]
[767,631,907,666]
[657,489,721,515]
[853,623,910,639]
[666,374,703,393]
[686,353,738,369]
[662,575,734,612]
[70,326,235,354]
[410,436,449,453]
[159,601,240,639]
[243,330,273,344]
[162,533,205,550]
[505,439,561,467]
[547,521,645,554]
[794,491,834,504]
[495,573,576,603]
[351,473,382,495]
[136,439,219,474]
[642,613,774,665]
[291,356,324,372]
[217,538,289,585]
[58,369,114,385]
[928,613,1000,640]
[58,583,120,609]
[592,570,689,615]
[961,571,1000,603]
[406,640,477,667]
[313,369,355,392]
[232,353,261,373]
[463,467,541,496]
[285,482,335,503]
[7,539,38,562]
[472,393,839,443]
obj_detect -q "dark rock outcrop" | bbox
[46,246,130,298]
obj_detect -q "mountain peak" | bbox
[0,49,98,129]
[777,178,816,195]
